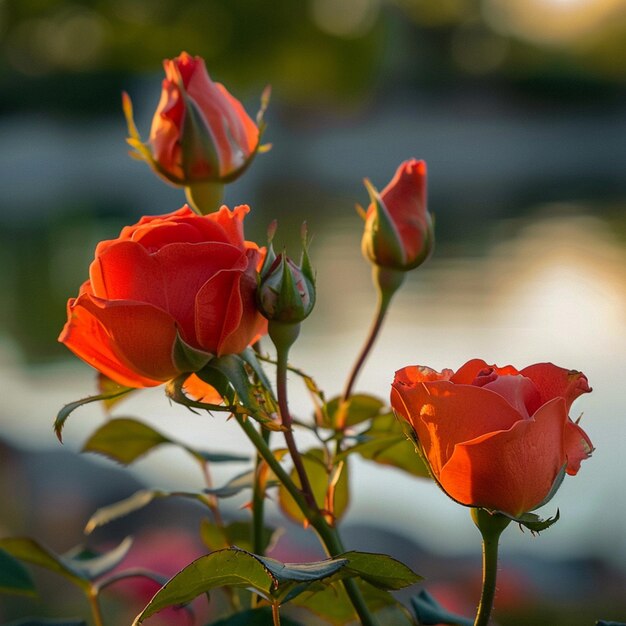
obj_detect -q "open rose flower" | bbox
[123,51,263,186]
[391,359,593,517]
[59,205,266,389]
[361,159,433,271]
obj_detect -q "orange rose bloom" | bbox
[125,51,260,185]
[59,205,266,388]
[391,359,593,517]
[362,159,433,271]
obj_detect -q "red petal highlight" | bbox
[439,398,568,516]
[391,379,523,476]
[60,295,171,387]
[520,363,592,411]
[75,295,180,382]
[564,419,594,475]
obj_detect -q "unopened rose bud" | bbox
[257,224,315,324]
[123,52,269,213]
[361,159,433,272]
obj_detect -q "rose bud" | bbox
[257,223,315,325]
[391,359,593,518]
[123,51,269,213]
[59,205,267,388]
[361,159,433,272]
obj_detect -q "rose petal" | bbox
[91,239,243,344]
[182,374,224,404]
[75,294,180,382]
[185,60,258,175]
[450,359,519,384]
[60,294,169,387]
[194,249,261,356]
[520,362,592,411]
[482,375,542,419]
[379,160,428,263]
[439,397,568,516]
[564,419,594,475]
[393,365,454,385]
[391,379,524,476]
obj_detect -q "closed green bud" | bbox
[257,223,316,324]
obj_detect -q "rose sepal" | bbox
[122,91,185,186]
[171,332,214,374]
[501,509,560,534]
[195,355,285,431]
[362,178,406,269]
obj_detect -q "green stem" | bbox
[271,602,282,626]
[341,267,404,403]
[237,415,315,520]
[184,181,224,215]
[252,426,271,555]
[471,508,511,626]
[273,333,318,511]
[87,587,105,626]
[235,416,379,626]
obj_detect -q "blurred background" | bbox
[0,0,625,624]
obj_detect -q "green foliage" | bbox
[82,417,249,465]
[0,537,132,590]
[200,520,276,554]
[291,579,414,625]
[207,608,304,626]
[133,547,420,624]
[324,393,386,429]
[410,589,474,626]
[278,448,349,524]
[344,412,430,478]
[84,489,208,534]
[338,551,422,590]
[132,549,277,624]
[54,387,134,441]
[0,549,36,596]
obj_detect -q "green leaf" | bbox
[200,520,275,554]
[278,449,349,524]
[344,413,429,478]
[207,607,304,626]
[54,388,134,442]
[324,394,385,429]
[198,356,250,407]
[3,617,87,626]
[410,589,474,626]
[84,489,207,534]
[97,374,136,411]
[82,418,171,464]
[0,538,88,591]
[340,551,422,590]
[240,347,273,392]
[0,549,36,596]
[83,417,250,467]
[133,549,276,624]
[192,451,250,464]
[61,537,133,580]
[505,509,560,533]
[204,471,262,498]
[292,579,404,626]
[256,555,348,583]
